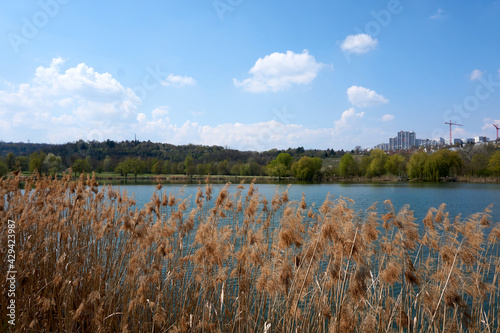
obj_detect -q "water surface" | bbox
[111,182,500,223]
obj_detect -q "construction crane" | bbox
[444,120,462,145]
[494,124,500,142]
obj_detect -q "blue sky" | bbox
[1,0,499,151]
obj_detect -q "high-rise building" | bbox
[376,143,389,151]
[397,131,416,150]
[376,130,446,152]
[389,137,397,151]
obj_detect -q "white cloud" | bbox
[453,127,467,136]
[381,114,395,122]
[137,113,147,122]
[133,106,385,151]
[430,8,446,20]
[133,112,335,151]
[161,74,197,87]
[470,69,484,81]
[152,106,169,119]
[190,110,206,116]
[0,58,140,143]
[334,108,364,132]
[347,85,389,108]
[51,114,75,125]
[0,58,397,150]
[233,50,325,93]
[482,118,500,131]
[57,97,74,108]
[340,34,378,54]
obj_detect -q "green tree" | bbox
[267,161,287,180]
[230,164,241,176]
[129,158,145,182]
[43,153,63,176]
[488,151,500,176]
[267,153,293,180]
[217,160,229,175]
[291,156,322,180]
[196,163,208,175]
[184,156,195,176]
[385,154,406,176]
[16,156,29,172]
[172,162,185,175]
[249,161,262,176]
[339,154,356,177]
[276,153,293,168]
[102,155,113,172]
[29,151,46,174]
[359,155,372,176]
[424,150,463,181]
[0,161,9,177]
[206,162,218,175]
[366,149,387,178]
[162,161,172,175]
[239,164,251,176]
[469,153,490,176]
[73,158,91,176]
[6,152,16,170]
[240,163,252,176]
[407,151,428,179]
[152,161,163,174]
[115,160,132,179]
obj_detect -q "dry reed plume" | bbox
[0,173,499,332]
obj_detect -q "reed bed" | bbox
[1,173,499,332]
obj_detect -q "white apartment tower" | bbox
[397,131,416,150]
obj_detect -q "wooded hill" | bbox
[0,140,499,181]
[0,140,343,179]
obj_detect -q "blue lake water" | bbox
[110,182,500,315]
[112,182,500,224]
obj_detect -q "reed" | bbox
[0,173,498,332]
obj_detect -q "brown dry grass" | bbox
[0,173,499,332]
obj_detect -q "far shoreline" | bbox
[46,173,500,185]
[9,172,500,185]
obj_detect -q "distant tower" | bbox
[444,120,462,145]
[494,124,499,142]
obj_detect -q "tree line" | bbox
[0,140,343,180]
[0,140,499,181]
[336,144,500,181]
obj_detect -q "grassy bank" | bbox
[1,174,499,332]
[16,171,500,185]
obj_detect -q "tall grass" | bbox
[1,173,499,332]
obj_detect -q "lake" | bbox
[112,182,500,225]
[96,181,500,327]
